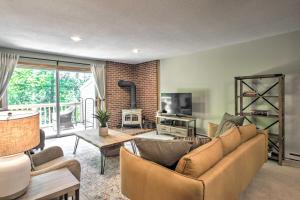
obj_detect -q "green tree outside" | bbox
[8,68,91,105]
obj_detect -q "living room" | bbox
[0,1,300,200]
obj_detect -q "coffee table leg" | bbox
[73,137,80,155]
[100,150,106,175]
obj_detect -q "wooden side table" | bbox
[18,168,80,200]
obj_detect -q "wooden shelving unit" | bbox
[234,74,285,165]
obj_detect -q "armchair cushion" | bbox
[31,146,64,167]
[34,156,69,170]
[31,158,81,180]
[30,146,81,181]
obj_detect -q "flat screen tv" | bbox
[161,93,192,116]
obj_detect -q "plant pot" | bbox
[99,127,108,136]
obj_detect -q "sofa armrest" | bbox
[31,159,81,180]
[207,122,219,138]
[120,147,204,200]
[31,146,64,167]
[258,129,269,162]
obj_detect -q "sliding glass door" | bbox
[58,70,94,135]
[7,62,95,138]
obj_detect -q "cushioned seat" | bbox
[120,124,268,200]
[34,156,69,171]
[30,146,81,181]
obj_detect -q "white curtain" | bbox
[91,63,106,110]
[0,52,19,99]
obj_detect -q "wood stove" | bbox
[122,109,142,128]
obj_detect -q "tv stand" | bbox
[156,115,196,137]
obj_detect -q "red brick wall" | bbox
[134,60,159,122]
[105,60,159,127]
[106,61,134,127]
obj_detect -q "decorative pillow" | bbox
[215,113,244,136]
[175,138,223,178]
[175,136,212,151]
[134,138,192,168]
[218,126,242,155]
[238,124,258,143]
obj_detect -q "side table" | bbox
[18,168,80,200]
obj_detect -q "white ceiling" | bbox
[0,0,300,64]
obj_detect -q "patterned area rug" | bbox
[45,131,172,200]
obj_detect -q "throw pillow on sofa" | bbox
[218,126,242,155]
[175,136,212,151]
[134,138,192,168]
[215,113,244,136]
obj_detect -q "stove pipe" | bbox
[118,80,137,109]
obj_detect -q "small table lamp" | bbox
[0,111,40,199]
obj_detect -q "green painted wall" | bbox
[160,30,300,128]
[160,30,300,158]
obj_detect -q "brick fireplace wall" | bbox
[134,61,159,123]
[105,60,159,127]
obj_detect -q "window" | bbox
[7,60,95,137]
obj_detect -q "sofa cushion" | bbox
[215,113,244,136]
[175,138,223,178]
[219,126,242,155]
[197,133,267,200]
[134,138,192,168]
[207,122,219,138]
[238,124,258,143]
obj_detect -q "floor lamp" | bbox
[0,111,40,199]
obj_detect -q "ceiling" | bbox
[0,0,300,64]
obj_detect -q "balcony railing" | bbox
[8,102,82,128]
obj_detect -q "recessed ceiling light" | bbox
[132,49,140,54]
[70,36,82,42]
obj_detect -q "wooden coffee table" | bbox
[73,129,136,174]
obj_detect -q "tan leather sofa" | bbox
[120,124,268,200]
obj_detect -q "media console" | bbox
[156,115,196,137]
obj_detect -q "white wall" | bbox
[160,30,300,158]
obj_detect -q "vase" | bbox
[99,127,109,136]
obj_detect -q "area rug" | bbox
[45,131,172,200]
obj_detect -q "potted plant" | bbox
[93,109,110,136]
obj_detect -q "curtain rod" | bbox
[19,56,92,66]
